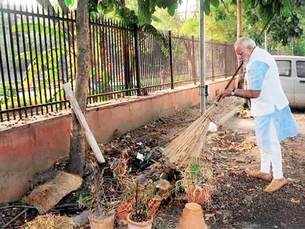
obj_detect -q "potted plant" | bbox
[178,159,211,229]
[178,159,212,229]
[115,178,136,224]
[89,171,120,229]
[126,176,161,229]
[89,198,119,229]
[182,158,213,205]
[111,152,162,227]
[110,153,136,224]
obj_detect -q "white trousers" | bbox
[257,119,284,179]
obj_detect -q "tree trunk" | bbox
[236,0,248,107]
[36,0,54,11]
[236,0,242,39]
[120,0,132,96]
[58,0,70,15]
[123,30,131,95]
[69,0,90,176]
[236,0,244,88]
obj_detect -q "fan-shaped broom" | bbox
[164,63,243,168]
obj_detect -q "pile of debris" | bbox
[1,98,244,228]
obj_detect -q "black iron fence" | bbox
[0,4,237,122]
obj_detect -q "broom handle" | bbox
[216,62,243,102]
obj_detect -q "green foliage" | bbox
[56,0,305,46]
[179,17,198,37]
[184,160,203,187]
[244,0,305,45]
[293,39,305,55]
[88,0,138,26]
[64,0,75,8]
[183,158,213,188]
[152,0,236,42]
[77,191,93,209]
[205,2,236,43]
[87,0,182,28]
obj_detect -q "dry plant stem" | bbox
[135,181,139,215]
[3,209,27,228]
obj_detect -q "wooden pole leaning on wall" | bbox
[63,82,105,164]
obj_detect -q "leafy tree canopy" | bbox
[243,0,305,45]
[43,0,305,46]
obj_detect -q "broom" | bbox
[164,62,243,167]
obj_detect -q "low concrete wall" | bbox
[0,78,232,203]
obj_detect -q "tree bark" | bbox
[36,0,54,10]
[123,34,131,95]
[69,0,90,176]
[236,0,242,39]
[236,0,245,90]
[120,0,132,96]
[58,0,70,15]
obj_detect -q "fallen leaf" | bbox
[291,198,300,204]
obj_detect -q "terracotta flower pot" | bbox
[127,213,153,229]
[186,185,211,205]
[116,199,134,223]
[156,179,172,200]
[148,196,162,218]
[178,203,207,229]
[89,213,115,229]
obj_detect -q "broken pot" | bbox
[148,196,162,218]
[127,213,153,229]
[89,212,115,229]
[116,199,134,223]
[186,185,211,205]
[178,202,207,229]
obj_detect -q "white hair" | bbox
[234,37,256,50]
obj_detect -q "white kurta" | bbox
[245,47,299,179]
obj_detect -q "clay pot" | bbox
[148,196,162,217]
[116,199,134,223]
[89,213,115,229]
[156,179,172,199]
[178,203,207,229]
[127,213,153,229]
[186,185,211,205]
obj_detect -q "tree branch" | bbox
[36,0,54,10]
[58,0,70,14]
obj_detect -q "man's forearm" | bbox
[234,89,260,99]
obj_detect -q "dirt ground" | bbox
[202,110,305,228]
[154,107,305,229]
[1,104,305,228]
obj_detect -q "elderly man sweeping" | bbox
[221,37,299,192]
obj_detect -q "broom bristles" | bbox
[164,97,241,168]
[164,103,218,167]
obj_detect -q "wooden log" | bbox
[63,83,105,164]
[26,172,82,214]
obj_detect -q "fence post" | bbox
[133,24,141,96]
[224,44,228,78]
[168,31,174,89]
[191,35,197,84]
[123,25,131,96]
[211,43,215,81]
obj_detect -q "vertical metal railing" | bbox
[0,3,237,122]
